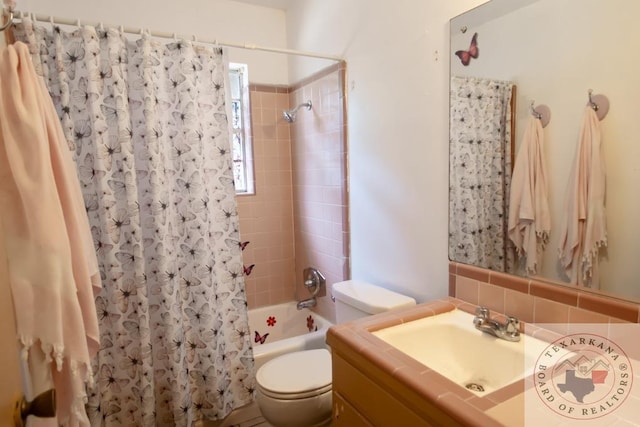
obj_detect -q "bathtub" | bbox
[247,302,332,370]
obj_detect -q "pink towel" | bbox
[0,42,100,426]
[507,116,550,275]
[558,107,607,287]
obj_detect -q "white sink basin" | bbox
[372,309,551,396]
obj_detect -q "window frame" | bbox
[228,63,255,195]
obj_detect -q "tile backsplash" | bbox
[449,261,640,325]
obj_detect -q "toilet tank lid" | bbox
[332,280,416,314]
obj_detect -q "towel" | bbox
[558,107,607,287]
[0,42,101,426]
[507,116,550,275]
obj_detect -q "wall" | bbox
[17,0,290,85]
[290,63,349,322]
[237,86,296,308]
[286,0,488,303]
[450,0,640,298]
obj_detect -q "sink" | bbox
[372,309,551,396]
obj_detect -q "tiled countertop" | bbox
[327,297,640,426]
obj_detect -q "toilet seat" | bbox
[256,349,332,400]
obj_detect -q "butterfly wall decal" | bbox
[254,331,269,344]
[243,264,255,276]
[455,32,479,66]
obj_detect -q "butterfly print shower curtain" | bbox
[14,18,255,426]
[449,75,516,273]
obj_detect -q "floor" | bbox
[202,402,272,427]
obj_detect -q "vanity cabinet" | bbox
[331,352,436,426]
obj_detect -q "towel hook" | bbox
[587,89,610,121]
[530,101,542,119]
[588,89,599,111]
[530,100,551,128]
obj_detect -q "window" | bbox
[228,63,254,194]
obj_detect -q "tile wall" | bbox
[237,86,296,308]
[237,63,348,314]
[449,261,640,328]
[290,63,349,323]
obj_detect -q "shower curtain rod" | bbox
[7,10,344,62]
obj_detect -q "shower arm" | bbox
[282,100,312,123]
[289,100,312,115]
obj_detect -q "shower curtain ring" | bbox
[0,9,13,31]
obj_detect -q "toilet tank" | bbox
[332,280,416,323]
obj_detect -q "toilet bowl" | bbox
[256,349,332,427]
[255,280,416,427]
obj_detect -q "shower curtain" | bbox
[449,75,515,272]
[15,18,255,426]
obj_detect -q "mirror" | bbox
[449,0,640,301]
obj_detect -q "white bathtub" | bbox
[247,302,332,370]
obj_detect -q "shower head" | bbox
[282,100,312,123]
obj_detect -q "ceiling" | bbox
[228,0,292,11]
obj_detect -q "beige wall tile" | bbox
[504,289,534,323]
[455,276,479,305]
[478,283,506,314]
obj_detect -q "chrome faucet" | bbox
[473,306,520,342]
[296,297,317,310]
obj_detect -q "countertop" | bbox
[326,297,640,426]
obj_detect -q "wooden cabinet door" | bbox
[333,392,373,427]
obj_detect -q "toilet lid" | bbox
[257,349,331,397]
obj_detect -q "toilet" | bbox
[255,280,416,427]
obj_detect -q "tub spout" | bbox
[296,297,317,310]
